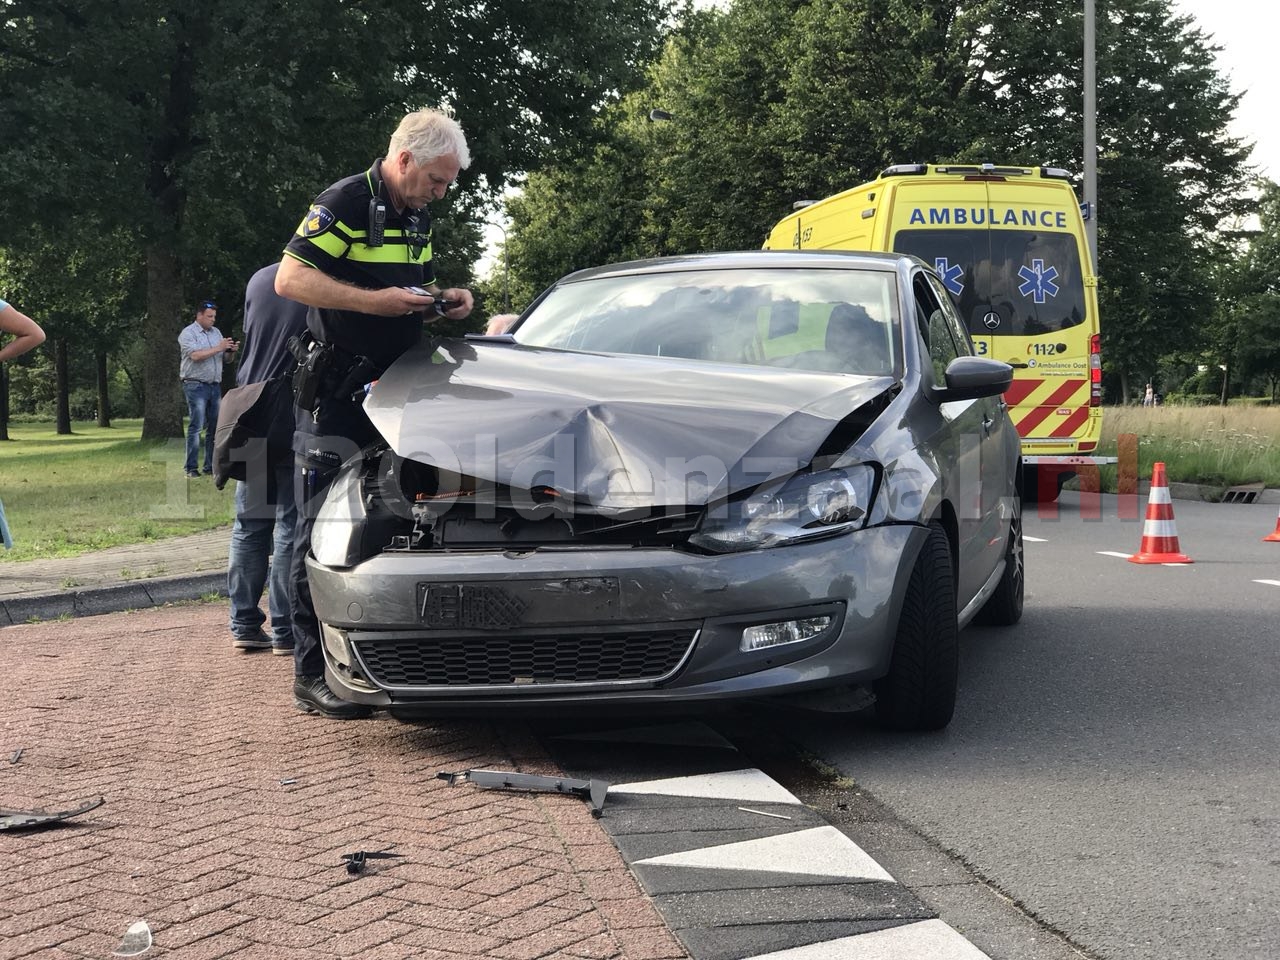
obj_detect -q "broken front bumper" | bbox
[308,523,922,711]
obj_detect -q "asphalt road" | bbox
[777,491,1280,960]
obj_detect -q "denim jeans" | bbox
[183,380,221,473]
[227,461,298,642]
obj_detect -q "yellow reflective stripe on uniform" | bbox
[347,244,428,264]
[305,231,348,257]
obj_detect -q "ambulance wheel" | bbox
[874,524,958,732]
[976,513,1024,626]
[1018,464,1066,503]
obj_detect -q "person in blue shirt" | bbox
[177,301,237,477]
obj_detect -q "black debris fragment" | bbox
[0,797,105,832]
[340,849,403,875]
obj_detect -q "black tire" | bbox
[874,524,959,731]
[976,512,1024,626]
[1018,464,1068,504]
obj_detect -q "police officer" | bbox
[276,107,473,719]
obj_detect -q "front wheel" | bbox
[874,524,958,731]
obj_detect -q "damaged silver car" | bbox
[307,251,1023,730]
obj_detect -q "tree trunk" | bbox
[55,338,71,434]
[141,244,183,440]
[1220,362,1230,406]
[0,363,9,441]
[95,350,111,427]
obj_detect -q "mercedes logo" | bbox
[982,311,1001,330]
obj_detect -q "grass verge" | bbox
[0,419,235,561]
[1100,405,1280,490]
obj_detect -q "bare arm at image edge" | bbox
[0,302,47,362]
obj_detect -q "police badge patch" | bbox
[301,204,335,237]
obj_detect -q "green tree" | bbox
[507,0,1003,278]
[1230,181,1280,401]
[979,0,1254,399]
[504,0,1253,403]
[0,0,670,438]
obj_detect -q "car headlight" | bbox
[311,464,368,568]
[689,465,876,553]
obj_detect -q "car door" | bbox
[913,270,1002,606]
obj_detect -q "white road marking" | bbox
[741,919,992,959]
[634,824,894,882]
[610,768,802,804]
[1024,535,1048,542]
[1254,580,1280,587]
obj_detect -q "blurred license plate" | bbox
[417,578,621,629]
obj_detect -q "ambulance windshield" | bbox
[893,229,1086,337]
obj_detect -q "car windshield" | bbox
[516,267,899,376]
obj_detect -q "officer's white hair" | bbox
[389,108,471,169]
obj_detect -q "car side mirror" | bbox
[931,356,1012,403]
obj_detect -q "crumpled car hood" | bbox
[365,339,893,510]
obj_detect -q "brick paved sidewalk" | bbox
[0,604,687,960]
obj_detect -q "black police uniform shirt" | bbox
[282,159,435,372]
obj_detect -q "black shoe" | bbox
[293,675,372,720]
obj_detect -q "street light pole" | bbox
[1084,0,1098,272]
[485,220,511,312]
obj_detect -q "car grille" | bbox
[353,628,698,690]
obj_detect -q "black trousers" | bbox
[289,396,378,678]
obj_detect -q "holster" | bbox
[287,333,380,413]
[287,333,333,413]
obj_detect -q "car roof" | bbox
[558,249,920,284]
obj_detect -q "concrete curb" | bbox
[1065,479,1280,504]
[0,572,228,627]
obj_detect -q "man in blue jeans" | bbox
[227,265,308,653]
[177,300,237,477]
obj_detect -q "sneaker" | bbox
[201,468,213,476]
[232,629,273,652]
[271,638,295,656]
[185,470,200,479]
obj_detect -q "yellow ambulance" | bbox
[763,163,1110,501]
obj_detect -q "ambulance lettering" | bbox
[909,208,1068,229]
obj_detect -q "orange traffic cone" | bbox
[1129,462,1193,564]
[1264,506,1280,542]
